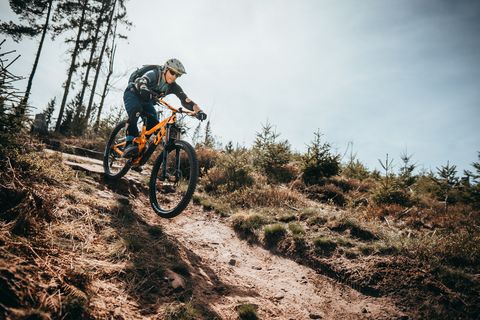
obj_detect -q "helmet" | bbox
[164,58,186,75]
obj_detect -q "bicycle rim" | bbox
[103,120,131,179]
[149,140,198,218]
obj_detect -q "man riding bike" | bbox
[123,58,206,158]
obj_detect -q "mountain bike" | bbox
[103,95,203,218]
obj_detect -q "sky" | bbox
[1,0,479,174]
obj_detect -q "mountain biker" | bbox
[123,58,206,158]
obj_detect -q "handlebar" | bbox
[159,99,197,117]
[143,88,198,118]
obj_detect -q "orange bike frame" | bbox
[112,99,194,165]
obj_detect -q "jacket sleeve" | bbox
[170,82,196,111]
[135,70,157,90]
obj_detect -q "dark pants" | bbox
[123,87,159,141]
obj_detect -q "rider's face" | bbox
[165,68,179,84]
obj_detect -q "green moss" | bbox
[236,303,258,320]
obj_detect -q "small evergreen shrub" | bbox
[341,159,371,180]
[252,122,295,183]
[301,131,340,185]
[203,150,254,193]
[372,185,412,206]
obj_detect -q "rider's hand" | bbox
[196,111,207,121]
[139,86,152,100]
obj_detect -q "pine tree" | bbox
[75,0,109,122]
[436,161,459,212]
[225,141,234,154]
[253,121,293,183]
[59,106,74,135]
[463,152,480,209]
[43,97,56,130]
[192,121,203,147]
[398,151,417,189]
[85,0,118,121]
[70,91,87,136]
[1,0,54,107]
[203,120,215,148]
[301,130,340,184]
[55,0,88,132]
[0,41,23,132]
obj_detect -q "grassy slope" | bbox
[1,137,479,319]
[0,139,218,319]
[194,187,480,319]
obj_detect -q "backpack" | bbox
[128,64,161,84]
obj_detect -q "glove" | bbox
[196,111,207,121]
[135,78,151,100]
[139,86,152,101]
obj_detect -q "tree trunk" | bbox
[85,0,116,122]
[76,1,106,113]
[94,45,115,131]
[94,16,118,131]
[20,0,53,110]
[55,0,87,132]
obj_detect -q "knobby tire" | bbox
[149,140,198,218]
[103,120,131,179]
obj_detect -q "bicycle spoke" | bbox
[103,121,130,179]
[149,140,198,218]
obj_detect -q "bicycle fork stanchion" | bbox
[161,144,168,181]
[174,148,181,182]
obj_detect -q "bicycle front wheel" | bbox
[103,120,131,179]
[149,140,198,218]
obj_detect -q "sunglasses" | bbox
[168,68,181,78]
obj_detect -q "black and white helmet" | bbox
[164,58,186,75]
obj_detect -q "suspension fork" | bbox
[160,141,181,182]
[174,147,181,180]
[161,143,169,181]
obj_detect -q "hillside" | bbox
[1,137,479,319]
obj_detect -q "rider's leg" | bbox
[123,88,143,157]
[144,102,159,134]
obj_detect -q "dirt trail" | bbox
[59,150,404,319]
[155,210,402,319]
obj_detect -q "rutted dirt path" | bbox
[59,150,405,319]
[154,210,403,319]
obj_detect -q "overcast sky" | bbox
[1,0,479,174]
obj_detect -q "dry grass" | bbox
[224,184,305,208]
[231,211,269,239]
[236,303,259,320]
[0,137,221,318]
[263,223,287,248]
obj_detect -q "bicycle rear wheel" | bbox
[103,120,131,179]
[149,140,198,218]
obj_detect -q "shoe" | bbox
[131,166,143,173]
[123,141,139,158]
